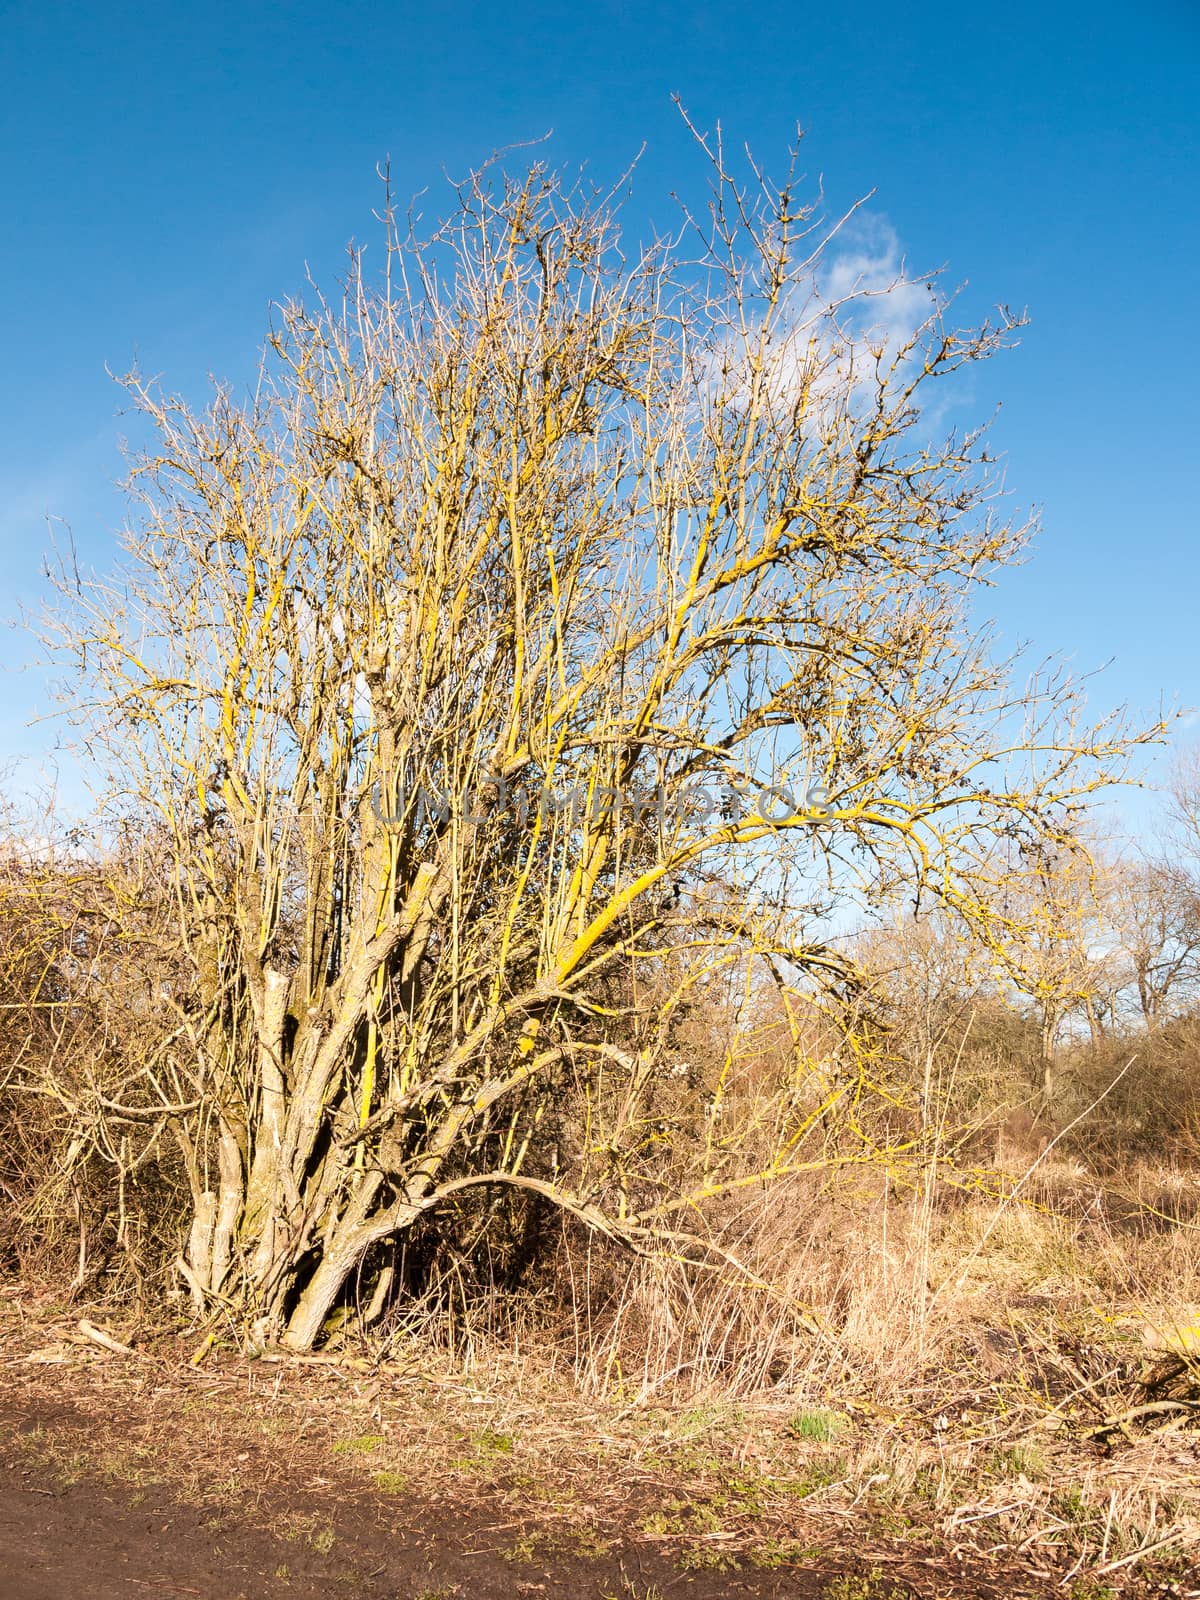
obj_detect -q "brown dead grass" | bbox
[6,1096,1200,1598]
[5,1159,1200,1599]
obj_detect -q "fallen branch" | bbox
[76,1318,136,1357]
[1084,1399,1200,1439]
[1093,1526,1194,1577]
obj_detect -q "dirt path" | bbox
[1,1396,840,1600]
[0,1313,1107,1600]
[2,1451,328,1600]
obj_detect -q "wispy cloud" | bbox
[816,213,934,371]
[700,211,938,432]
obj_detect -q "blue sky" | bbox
[1,0,1196,831]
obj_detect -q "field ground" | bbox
[2,1281,1199,1600]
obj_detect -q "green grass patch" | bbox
[787,1409,847,1443]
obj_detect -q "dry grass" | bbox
[3,866,1199,1594]
[5,1149,1200,1594]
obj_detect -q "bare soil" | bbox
[0,1388,1010,1600]
[0,1297,1194,1599]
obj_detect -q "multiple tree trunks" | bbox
[36,138,1162,1348]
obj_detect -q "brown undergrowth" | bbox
[4,1158,1200,1597]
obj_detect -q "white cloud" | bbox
[817,214,933,361]
[699,212,938,433]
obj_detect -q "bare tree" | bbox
[1167,744,1200,866]
[981,841,1127,1103]
[49,137,1155,1348]
[1109,857,1200,1026]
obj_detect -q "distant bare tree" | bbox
[1110,857,1200,1026]
[1167,745,1200,866]
[980,843,1126,1104]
